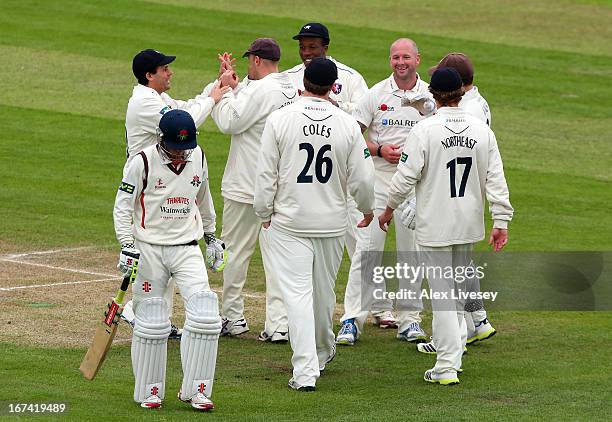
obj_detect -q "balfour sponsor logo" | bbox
[381,119,417,127]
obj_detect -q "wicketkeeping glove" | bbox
[397,197,417,230]
[118,243,140,278]
[204,233,226,272]
[405,93,435,116]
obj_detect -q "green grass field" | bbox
[1,0,611,420]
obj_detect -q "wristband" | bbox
[377,145,383,157]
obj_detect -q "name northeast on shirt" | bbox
[441,135,477,150]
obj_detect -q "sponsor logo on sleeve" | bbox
[159,105,171,115]
[400,152,408,163]
[119,182,135,194]
[364,148,371,159]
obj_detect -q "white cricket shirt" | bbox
[254,96,376,237]
[114,144,216,246]
[387,107,513,247]
[284,57,368,114]
[460,85,491,127]
[212,72,298,204]
[125,83,215,159]
[353,73,433,174]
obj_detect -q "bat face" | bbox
[80,263,137,380]
[79,300,122,380]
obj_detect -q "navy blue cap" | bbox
[133,49,176,79]
[304,57,337,86]
[159,110,197,150]
[429,67,463,92]
[293,23,330,42]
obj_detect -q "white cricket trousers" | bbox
[131,241,211,309]
[267,226,343,387]
[342,170,422,332]
[417,243,470,376]
[221,198,287,334]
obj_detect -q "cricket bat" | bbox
[79,255,139,380]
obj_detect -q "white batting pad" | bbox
[180,291,221,399]
[132,298,171,402]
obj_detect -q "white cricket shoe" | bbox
[169,324,183,340]
[397,322,428,343]
[417,340,468,355]
[417,341,437,354]
[271,331,289,343]
[423,369,459,386]
[319,344,336,373]
[335,319,359,345]
[467,318,496,344]
[372,310,398,329]
[220,317,249,336]
[140,395,161,409]
[178,390,214,411]
[258,330,289,343]
[288,378,316,392]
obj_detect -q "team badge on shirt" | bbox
[331,82,342,95]
[364,148,371,159]
[400,152,408,163]
[191,175,202,187]
[119,182,135,194]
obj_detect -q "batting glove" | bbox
[118,243,140,278]
[398,197,417,230]
[204,233,226,272]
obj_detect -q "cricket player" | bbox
[212,38,298,342]
[284,22,368,114]
[114,110,226,409]
[285,23,397,328]
[336,39,435,346]
[378,67,513,385]
[427,52,496,345]
[121,49,228,338]
[254,58,375,390]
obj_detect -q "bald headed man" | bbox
[336,38,436,346]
